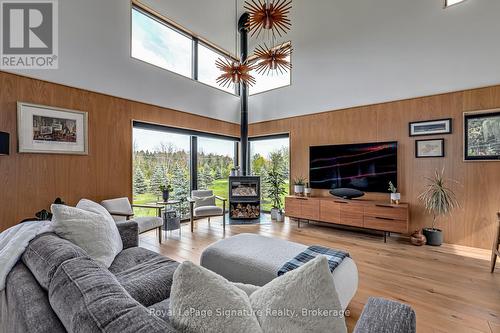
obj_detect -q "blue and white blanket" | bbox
[277,245,350,276]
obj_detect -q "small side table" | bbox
[157,200,182,239]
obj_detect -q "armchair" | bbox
[100,197,164,243]
[188,190,226,232]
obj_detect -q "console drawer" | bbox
[285,197,301,217]
[339,203,363,227]
[301,199,320,220]
[364,204,407,220]
[320,200,341,224]
[364,216,407,233]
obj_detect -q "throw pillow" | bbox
[170,261,262,333]
[51,202,123,267]
[170,256,347,333]
[193,195,216,208]
[250,256,347,333]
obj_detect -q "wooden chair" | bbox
[188,190,226,232]
[491,212,500,273]
[101,197,164,243]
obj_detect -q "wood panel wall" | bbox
[0,72,239,232]
[249,86,500,249]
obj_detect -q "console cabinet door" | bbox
[285,197,301,217]
[320,200,341,224]
[301,199,320,220]
[339,202,364,227]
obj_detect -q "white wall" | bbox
[249,0,500,122]
[7,0,241,123]
[6,0,500,124]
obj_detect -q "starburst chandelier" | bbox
[215,58,256,88]
[253,42,292,75]
[244,0,292,38]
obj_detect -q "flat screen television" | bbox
[309,141,398,192]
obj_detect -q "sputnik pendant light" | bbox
[216,0,255,88]
[244,0,292,38]
[253,42,292,75]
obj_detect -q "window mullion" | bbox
[192,37,198,81]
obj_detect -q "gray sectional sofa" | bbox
[3,221,416,333]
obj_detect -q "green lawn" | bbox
[133,179,289,216]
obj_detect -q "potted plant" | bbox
[159,183,173,202]
[293,177,306,196]
[418,169,460,246]
[304,182,312,197]
[264,156,287,220]
[388,181,400,204]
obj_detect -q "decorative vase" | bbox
[390,192,401,204]
[162,190,170,202]
[270,208,279,220]
[422,228,443,246]
[276,211,285,222]
[294,185,304,196]
[410,229,426,246]
[304,187,312,197]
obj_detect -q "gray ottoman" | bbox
[200,233,358,310]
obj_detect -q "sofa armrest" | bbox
[353,297,416,333]
[116,221,139,249]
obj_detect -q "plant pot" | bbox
[304,187,312,196]
[270,208,279,220]
[390,193,401,204]
[294,185,304,195]
[422,228,442,246]
[162,190,170,202]
[276,211,285,222]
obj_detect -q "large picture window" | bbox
[132,122,238,218]
[249,135,290,211]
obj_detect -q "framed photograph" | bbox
[17,102,88,155]
[415,139,445,158]
[464,109,500,161]
[409,118,452,137]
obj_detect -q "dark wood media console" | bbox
[285,196,409,242]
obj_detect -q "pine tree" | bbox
[171,165,190,216]
[133,167,148,195]
[150,164,167,195]
[198,166,213,189]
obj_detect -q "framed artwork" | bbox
[409,118,452,137]
[464,109,500,161]
[17,102,88,155]
[415,139,445,158]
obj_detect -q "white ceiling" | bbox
[7,0,500,124]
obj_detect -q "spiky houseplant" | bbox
[418,169,460,246]
[264,152,287,220]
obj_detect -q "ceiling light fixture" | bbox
[216,58,256,88]
[244,0,292,38]
[253,42,292,75]
[444,0,467,8]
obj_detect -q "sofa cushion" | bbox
[131,216,163,233]
[193,195,216,208]
[49,256,177,333]
[21,232,87,290]
[114,252,179,307]
[194,206,223,217]
[51,203,123,267]
[5,262,66,333]
[148,298,171,323]
[109,247,162,274]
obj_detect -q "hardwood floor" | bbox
[139,216,500,333]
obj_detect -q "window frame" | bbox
[131,2,240,96]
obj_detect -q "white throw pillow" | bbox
[193,195,216,208]
[170,261,262,333]
[250,256,347,333]
[170,256,347,333]
[51,201,123,267]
